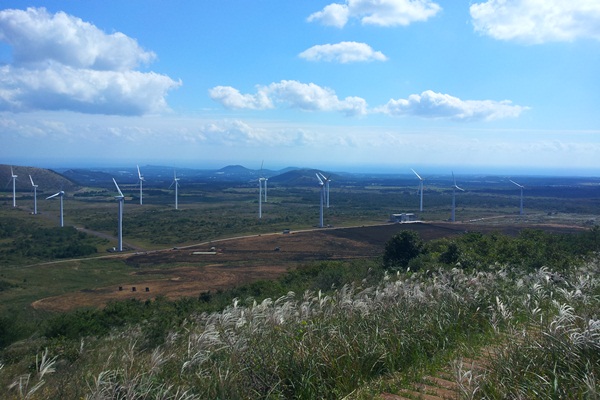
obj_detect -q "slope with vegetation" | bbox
[0,226,598,399]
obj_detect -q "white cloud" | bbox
[470,0,600,43]
[208,86,273,110]
[376,90,528,121]
[306,3,350,28]
[0,7,180,115]
[0,63,180,115]
[209,80,368,117]
[299,41,388,63]
[0,7,155,70]
[308,0,441,28]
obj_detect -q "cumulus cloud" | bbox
[0,7,180,115]
[209,80,368,117]
[208,86,273,110]
[308,0,441,28]
[470,0,600,43]
[299,41,388,63]
[376,90,528,121]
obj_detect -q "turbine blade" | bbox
[509,179,524,188]
[137,165,142,179]
[46,192,61,199]
[113,178,124,197]
[316,173,324,185]
[29,174,35,186]
[411,168,422,181]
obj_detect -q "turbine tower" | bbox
[169,171,180,210]
[46,190,65,227]
[510,179,525,215]
[316,173,325,228]
[113,178,125,252]
[411,168,424,212]
[264,178,268,202]
[258,161,266,219]
[10,166,17,208]
[258,177,265,218]
[29,175,38,215]
[137,165,144,205]
[318,172,332,208]
[451,172,464,222]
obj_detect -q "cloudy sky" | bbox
[1,1,599,174]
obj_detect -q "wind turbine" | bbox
[451,172,464,222]
[318,172,332,208]
[316,173,325,228]
[411,168,424,212]
[264,177,268,203]
[258,161,266,218]
[10,166,17,208]
[46,190,65,227]
[169,171,180,210]
[113,178,125,252]
[137,165,144,205]
[29,175,38,215]
[510,179,525,215]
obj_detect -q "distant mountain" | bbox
[0,164,78,193]
[269,168,341,186]
[217,165,252,174]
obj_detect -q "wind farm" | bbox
[1,162,599,399]
[1,162,599,307]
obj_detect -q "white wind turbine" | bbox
[316,173,325,228]
[318,172,332,208]
[510,179,525,215]
[264,177,268,203]
[10,166,17,208]
[137,165,145,205]
[451,172,464,222]
[29,175,38,215]
[113,178,125,252]
[46,190,65,227]
[258,161,266,218]
[411,168,425,212]
[169,171,180,210]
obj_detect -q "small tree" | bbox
[383,230,424,269]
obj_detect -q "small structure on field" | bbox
[389,213,417,223]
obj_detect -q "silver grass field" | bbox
[3,257,598,399]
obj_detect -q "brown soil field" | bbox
[33,221,587,312]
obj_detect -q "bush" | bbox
[383,230,425,270]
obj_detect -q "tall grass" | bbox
[467,264,600,399]
[2,259,599,399]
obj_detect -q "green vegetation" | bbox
[0,228,598,399]
[1,175,599,398]
[0,215,108,267]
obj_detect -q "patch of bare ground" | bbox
[31,222,588,312]
[32,264,288,312]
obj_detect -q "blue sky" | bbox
[1,1,599,175]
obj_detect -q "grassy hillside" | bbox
[0,228,598,399]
